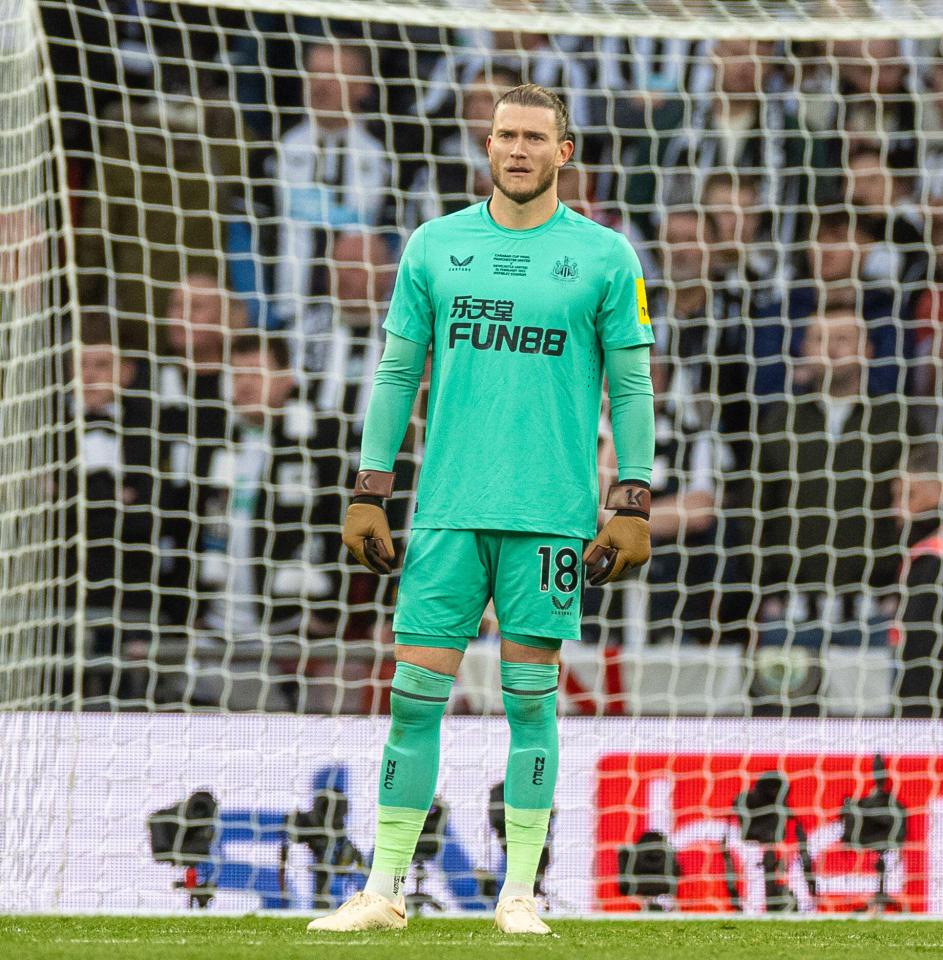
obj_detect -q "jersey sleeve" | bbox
[382,225,433,346]
[596,232,656,351]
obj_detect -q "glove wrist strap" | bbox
[605,481,651,520]
[351,495,383,508]
[353,469,395,499]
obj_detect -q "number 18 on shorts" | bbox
[392,528,584,652]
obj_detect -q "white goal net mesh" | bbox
[4,0,943,916]
[0,2,73,708]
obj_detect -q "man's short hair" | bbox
[231,331,291,371]
[79,311,113,348]
[493,83,570,142]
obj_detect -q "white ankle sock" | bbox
[498,879,534,901]
[364,870,407,901]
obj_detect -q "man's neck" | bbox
[488,188,559,231]
[313,111,350,134]
[826,378,862,400]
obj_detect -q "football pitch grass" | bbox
[4,915,943,960]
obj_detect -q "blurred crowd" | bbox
[37,6,943,713]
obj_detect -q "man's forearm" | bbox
[603,344,654,485]
[358,332,428,472]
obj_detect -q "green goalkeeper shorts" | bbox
[392,528,584,651]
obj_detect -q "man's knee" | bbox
[500,636,562,665]
[394,636,465,676]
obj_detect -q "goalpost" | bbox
[4,0,943,915]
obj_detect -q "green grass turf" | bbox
[4,915,943,960]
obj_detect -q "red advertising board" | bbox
[597,753,943,913]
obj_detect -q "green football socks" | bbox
[500,660,560,900]
[365,662,454,900]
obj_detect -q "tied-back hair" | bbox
[493,83,571,142]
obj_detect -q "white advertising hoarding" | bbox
[3,714,943,915]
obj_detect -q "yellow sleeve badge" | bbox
[636,277,650,325]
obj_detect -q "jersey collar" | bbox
[480,198,566,238]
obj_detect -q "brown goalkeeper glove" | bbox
[583,482,652,586]
[342,470,397,575]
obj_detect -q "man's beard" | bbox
[490,156,557,205]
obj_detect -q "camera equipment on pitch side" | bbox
[839,754,907,913]
[280,788,366,910]
[617,830,681,910]
[478,781,555,902]
[406,797,449,914]
[727,772,816,913]
[147,791,219,908]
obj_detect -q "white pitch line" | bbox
[46,938,537,948]
[294,940,541,947]
[50,940,261,947]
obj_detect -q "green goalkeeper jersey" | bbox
[383,200,654,540]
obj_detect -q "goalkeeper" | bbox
[308,84,654,936]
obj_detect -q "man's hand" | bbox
[342,470,397,575]
[583,482,651,586]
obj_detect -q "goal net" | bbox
[4,0,943,915]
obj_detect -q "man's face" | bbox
[165,278,224,359]
[557,166,596,218]
[661,210,707,283]
[705,183,760,247]
[464,87,498,148]
[329,233,393,308]
[893,472,943,527]
[848,154,893,208]
[0,208,42,306]
[80,344,131,411]
[811,224,856,282]
[802,312,866,390]
[487,103,572,205]
[834,39,905,95]
[712,40,774,94]
[704,183,760,275]
[306,46,369,116]
[231,350,294,424]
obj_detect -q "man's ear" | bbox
[558,139,575,167]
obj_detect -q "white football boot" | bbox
[306,891,408,932]
[493,895,552,935]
